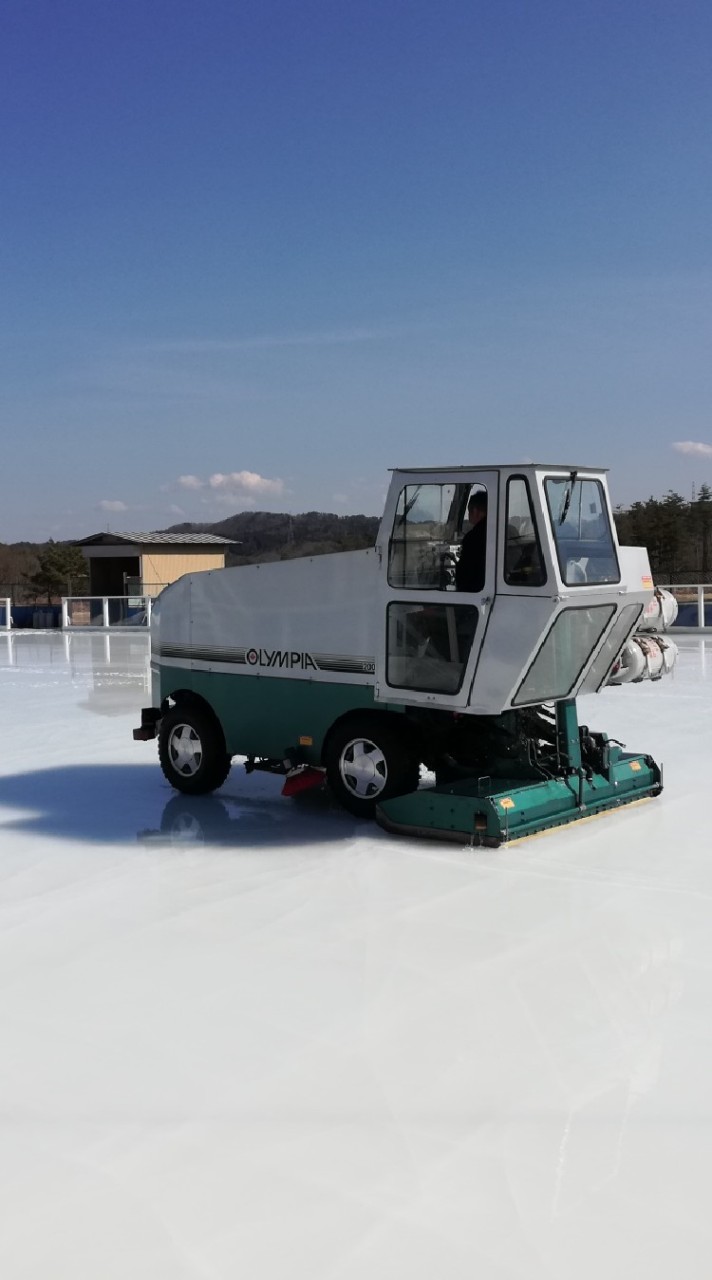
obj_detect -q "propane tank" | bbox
[639,588,678,632]
[607,633,678,685]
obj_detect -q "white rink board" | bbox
[1,631,711,1279]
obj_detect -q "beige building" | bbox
[75,532,235,598]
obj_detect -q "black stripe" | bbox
[153,643,375,675]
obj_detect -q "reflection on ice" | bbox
[0,629,150,713]
[139,787,362,848]
[0,628,150,671]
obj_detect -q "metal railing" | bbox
[5,585,707,633]
[664,584,712,631]
[61,595,152,629]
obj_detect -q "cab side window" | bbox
[504,477,546,587]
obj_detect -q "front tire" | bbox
[324,716,419,818]
[158,705,232,796]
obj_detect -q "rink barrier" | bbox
[61,595,153,630]
[664,584,712,631]
[1,598,10,630]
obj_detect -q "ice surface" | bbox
[1,631,711,1278]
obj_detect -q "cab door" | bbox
[374,470,499,709]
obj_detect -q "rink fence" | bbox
[2,586,712,632]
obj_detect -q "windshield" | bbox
[545,475,620,586]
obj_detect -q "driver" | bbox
[455,491,487,592]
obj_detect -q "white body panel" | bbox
[617,545,655,593]
[469,594,560,711]
[154,549,379,683]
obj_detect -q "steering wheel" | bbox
[439,549,458,590]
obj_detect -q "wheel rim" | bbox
[168,723,203,776]
[339,737,388,799]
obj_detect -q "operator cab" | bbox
[375,465,649,716]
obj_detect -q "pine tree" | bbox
[22,543,89,603]
[695,484,712,578]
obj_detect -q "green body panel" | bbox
[156,667,664,848]
[157,662,379,761]
[377,752,661,845]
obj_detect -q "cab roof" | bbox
[390,464,608,475]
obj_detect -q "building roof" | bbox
[75,531,236,548]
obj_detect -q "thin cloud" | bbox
[672,441,712,457]
[151,321,428,354]
[97,499,128,512]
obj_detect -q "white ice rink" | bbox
[1,630,711,1279]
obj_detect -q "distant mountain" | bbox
[162,510,381,564]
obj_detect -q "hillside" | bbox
[164,510,381,565]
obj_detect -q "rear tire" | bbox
[324,716,419,819]
[158,705,232,796]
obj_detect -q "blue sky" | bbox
[2,0,711,540]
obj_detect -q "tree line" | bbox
[2,490,712,601]
[613,485,712,582]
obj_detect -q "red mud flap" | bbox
[281,766,325,798]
